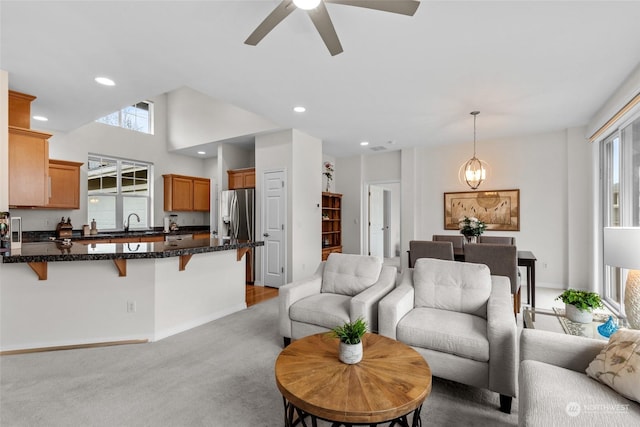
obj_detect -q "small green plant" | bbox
[329,318,367,345]
[556,289,603,311]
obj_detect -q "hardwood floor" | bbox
[246,284,279,307]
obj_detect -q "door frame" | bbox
[261,168,287,288]
[363,180,401,258]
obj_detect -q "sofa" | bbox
[519,328,640,426]
[379,258,517,413]
[279,253,396,346]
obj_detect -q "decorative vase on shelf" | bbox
[565,303,593,324]
[339,341,363,364]
[465,235,477,244]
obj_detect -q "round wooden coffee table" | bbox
[274,333,432,426]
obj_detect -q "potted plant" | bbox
[329,318,367,364]
[556,289,603,323]
[458,216,487,244]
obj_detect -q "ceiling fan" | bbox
[245,0,420,56]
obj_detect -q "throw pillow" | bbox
[585,328,640,403]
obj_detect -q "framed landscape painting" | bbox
[444,189,520,231]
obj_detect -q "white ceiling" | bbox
[3,0,640,158]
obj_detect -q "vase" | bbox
[464,235,477,244]
[624,270,640,329]
[339,341,363,364]
[565,303,593,323]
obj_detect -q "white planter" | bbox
[565,304,593,324]
[339,341,363,364]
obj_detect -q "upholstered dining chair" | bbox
[279,253,396,347]
[478,236,516,245]
[432,234,465,250]
[464,243,521,315]
[408,240,454,267]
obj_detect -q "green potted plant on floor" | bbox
[330,318,367,364]
[556,289,603,323]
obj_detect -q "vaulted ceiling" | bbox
[3,0,640,158]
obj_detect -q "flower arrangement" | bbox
[458,216,487,237]
[323,161,334,192]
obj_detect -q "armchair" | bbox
[279,253,396,347]
[379,258,517,413]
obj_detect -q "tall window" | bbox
[600,113,640,313]
[88,155,153,231]
[96,101,154,134]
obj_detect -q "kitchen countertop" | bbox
[20,226,211,243]
[2,238,262,264]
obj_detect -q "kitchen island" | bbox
[0,238,263,353]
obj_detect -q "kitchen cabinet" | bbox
[9,126,51,208]
[163,174,210,212]
[193,178,210,212]
[8,91,36,128]
[193,232,211,240]
[321,192,342,261]
[228,168,255,189]
[46,159,83,209]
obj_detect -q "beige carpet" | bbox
[0,298,517,426]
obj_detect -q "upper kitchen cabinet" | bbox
[228,168,255,189]
[163,174,210,212]
[8,90,36,128]
[47,160,83,209]
[8,126,50,208]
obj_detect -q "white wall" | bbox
[335,155,363,254]
[255,129,322,283]
[11,93,210,231]
[166,86,279,150]
[0,70,8,211]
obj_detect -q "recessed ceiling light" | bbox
[293,106,306,113]
[197,151,206,155]
[95,76,115,86]
[33,115,48,122]
[360,141,369,146]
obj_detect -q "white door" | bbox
[368,185,384,257]
[263,170,286,287]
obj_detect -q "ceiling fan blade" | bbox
[326,0,420,16]
[308,2,343,56]
[245,0,296,46]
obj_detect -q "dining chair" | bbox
[408,240,454,267]
[478,236,516,246]
[464,243,521,315]
[432,235,465,249]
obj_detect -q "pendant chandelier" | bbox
[463,111,486,190]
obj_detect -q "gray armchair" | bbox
[279,253,396,347]
[379,258,517,413]
[464,243,521,314]
[408,240,454,267]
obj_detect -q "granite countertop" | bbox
[21,226,211,243]
[2,238,263,264]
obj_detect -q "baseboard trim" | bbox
[0,339,149,356]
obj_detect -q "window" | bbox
[600,113,640,313]
[96,101,154,134]
[88,155,153,231]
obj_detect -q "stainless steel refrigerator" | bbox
[221,189,255,241]
[221,189,255,283]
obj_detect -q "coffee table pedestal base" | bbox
[283,398,423,427]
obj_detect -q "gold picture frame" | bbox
[444,189,520,231]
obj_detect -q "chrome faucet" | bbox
[124,213,140,232]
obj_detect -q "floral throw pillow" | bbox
[585,328,640,403]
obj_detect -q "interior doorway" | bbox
[367,182,400,263]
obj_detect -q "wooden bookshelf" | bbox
[322,192,342,261]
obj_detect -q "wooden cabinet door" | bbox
[243,170,255,188]
[228,170,244,190]
[171,176,193,211]
[9,126,50,207]
[47,160,82,209]
[193,178,210,211]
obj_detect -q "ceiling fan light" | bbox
[293,0,321,10]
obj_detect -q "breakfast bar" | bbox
[0,238,263,353]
